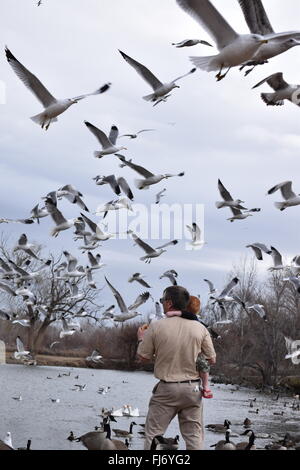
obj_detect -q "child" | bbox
[185,296,213,399]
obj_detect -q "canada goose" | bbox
[104,423,128,450]
[17,440,31,451]
[243,418,252,428]
[248,408,259,414]
[76,427,116,450]
[67,431,75,441]
[236,430,256,450]
[150,435,180,450]
[0,440,14,450]
[211,430,237,450]
[265,442,287,450]
[112,421,137,438]
[206,419,231,433]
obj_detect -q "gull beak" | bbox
[72,99,78,104]
[260,39,268,44]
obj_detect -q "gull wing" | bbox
[176,0,238,50]
[8,260,29,276]
[132,233,155,254]
[87,251,100,266]
[136,129,156,135]
[5,47,56,107]
[128,292,151,311]
[63,251,78,272]
[109,126,119,145]
[219,277,239,297]
[155,240,178,250]
[0,282,16,296]
[80,213,100,235]
[72,83,111,101]
[218,179,234,202]
[204,278,216,293]
[137,278,152,288]
[16,336,25,353]
[253,73,290,91]
[119,50,163,91]
[230,206,242,216]
[171,68,197,84]
[84,121,112,149]
[105,276,128,313]
[267,181,296,199]
[117,177,134,200]
[116,155,154,178]
[45,198,67,225]
[238,0,274,35]
[270,246,283,266]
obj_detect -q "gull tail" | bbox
[261,93,284,106]
[190,55,217,72]
[134,179,149,190]
[94,151,104,159]
[274,201,286,211]
[31,113,58,126]
[143,93,156,102]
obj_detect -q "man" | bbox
[137,286,216,450]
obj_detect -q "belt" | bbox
[160,379,199,384]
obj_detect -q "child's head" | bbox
[187,295,201,315]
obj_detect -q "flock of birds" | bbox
[1,0,300,451]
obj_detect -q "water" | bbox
[0,364,299,450]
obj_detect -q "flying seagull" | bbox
[120,129,156,139]
[155,188,167,204]
[45,198,79,237]
[186,223,205,249]
[216,180,247,210]
[119,50,196,105]
[5,47,110,130]
[238,0,300,75]
[128,273,152,288]
[84,122,127,158]
[105,277,145,321]
[175,0,268,80]
[267,181,300,211]
[210,278,240,303]
[117,155,184,190]
[253,73,300,107]
[130,232,178,263]
[159,270,178,286]
[268,246,286,272]
[246,243,271,260]
[13,234,40,260]
[284,337,300,361]
[172,39,213,48]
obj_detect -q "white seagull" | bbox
[128,273,151,289]
[105,277,143,322]
[45,198,79,237]
[267,181,300,211]
[238,0,300,75]
[86,350,103,363]
[119,50,196,105]
[172,39,213,48]
[14,336,32,361]
[216,179,247,210]
[80,213,114,242]
[13,234,40,260]
[246,243,272,260]
[211,278,239,303]
[186,223,205,249]
[159,270,178,286]
[268,246,287,272]
[247,304,268,322]
[5,47,110,130]
[117,155,184,190]
[88,252,105,270]
[176,0,268,80]
[130,232,178,263]
[253,73,300,107]
[85,122,127,158]
[155,188,167,204]
[284,337,300,361]
[30,204,49,224]
[120,129,156,139]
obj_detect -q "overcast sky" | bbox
[1,0,300,313]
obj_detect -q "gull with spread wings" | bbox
[5,47,110,130]
[130,232,178,263]
[84,122,127,158]
[105,277,150,322]
[253,73,300,107]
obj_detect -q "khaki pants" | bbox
[144,381,204,450]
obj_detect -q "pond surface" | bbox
[0,364,299,450]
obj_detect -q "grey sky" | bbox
[1,0,300,311]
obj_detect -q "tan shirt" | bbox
[137,317,216,382]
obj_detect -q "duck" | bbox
[243,418,252,428]
[211,430,237,450]
[112,421,137,438]
[206,419,231,433]
[150,435,180,450]
[236,430,256,450]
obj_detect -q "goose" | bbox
[76,427,117,450]
[112,421,137,438]
[243,418,252,428]
[0,440,14,450]
[5,47,109,130]
[206,420,232,433]
[67,431,76,442]
[17,440,31,451]
[236,430,256,450]
[211,430,237,450]
[119,50,196,105]
[248,409,260,414]
[103,423,129,450]
[84,122,127,158]
[150,435,180,450]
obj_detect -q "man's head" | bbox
[160,285,190,313]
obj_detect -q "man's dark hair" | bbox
[163,286,190,310]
